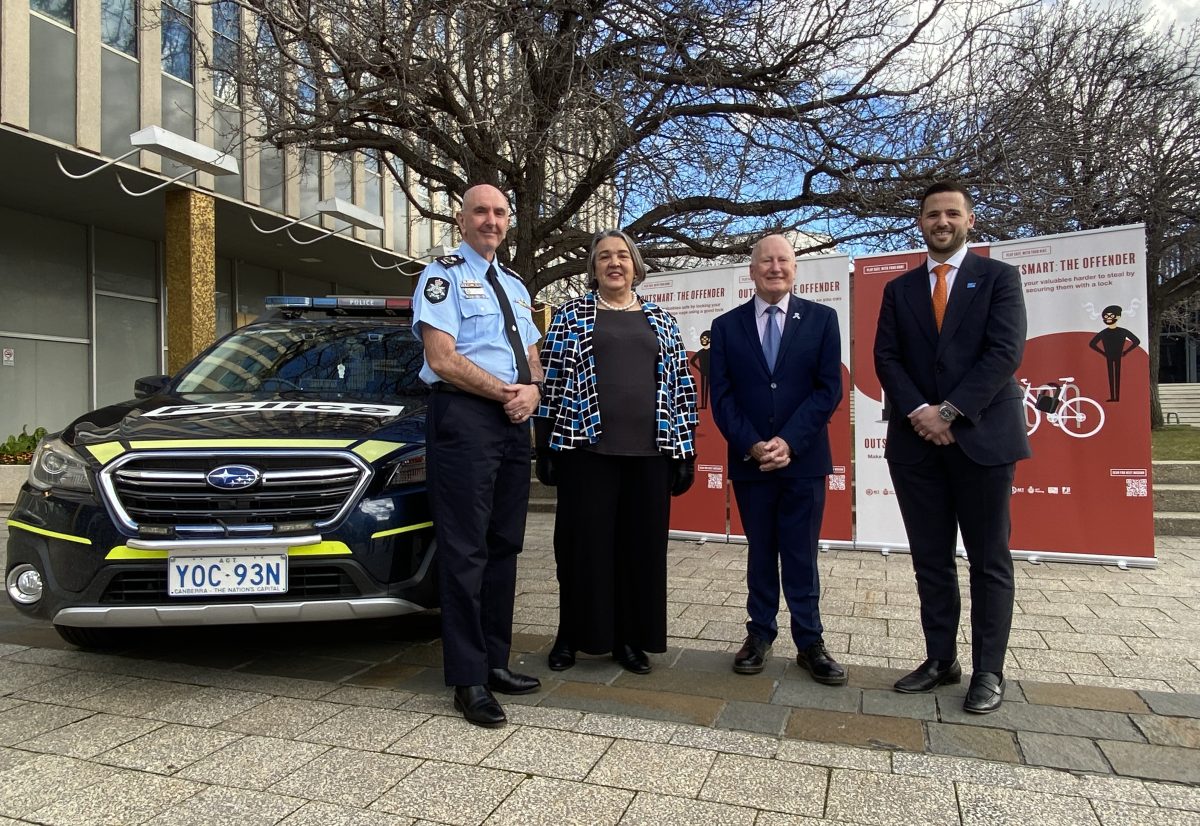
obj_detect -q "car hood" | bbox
[60,393,427,459]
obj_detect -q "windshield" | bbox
[175,322,427,400]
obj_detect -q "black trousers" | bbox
[426,390,530,686]
[888,445,1016,673]
[553,450,671,654]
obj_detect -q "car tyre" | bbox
[54,625,124,649]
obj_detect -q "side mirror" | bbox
[133,375,171,399]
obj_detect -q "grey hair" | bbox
[587,229,648,290]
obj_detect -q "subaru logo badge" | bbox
[206,464,261,490]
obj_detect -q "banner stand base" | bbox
[671,534,1157,568]
[854,542,1157,569]
[1011,549,1157,569]
[819,540,856,552]
[668,530,730,543]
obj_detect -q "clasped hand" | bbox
[751,436,791,472]
[501,383,540,423]
[909,406,956,445]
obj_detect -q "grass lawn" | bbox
[1152,426,1200,460]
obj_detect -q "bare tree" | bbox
[202,0,1015,294]
[953,0,1200,425]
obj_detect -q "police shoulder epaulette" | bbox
[436,254,465,267]
[499,263,521,278]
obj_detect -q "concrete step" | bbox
[1155,511,1200,537]
[1153,483,1200,512]
[529,472,557,514]
[1152,461,1200,485]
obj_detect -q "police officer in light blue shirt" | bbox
[411,183,545,728]
[413,242,540,387]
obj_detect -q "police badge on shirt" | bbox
[424,277,449,304]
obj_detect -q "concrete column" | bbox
[75,0,101,152]
[283,145,301,217]
[238,4,260,205]
[137,0,163,173]
[319,153,335,231]
[191,0,215,191]
[381,170,395,251]
[352,155,366,242]
[164,189,216,374]
[1,0,31,130]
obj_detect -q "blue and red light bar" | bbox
[265,295,413,313]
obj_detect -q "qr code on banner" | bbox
[828,474,846,491]
[1126,478,1148,497]
[706,473,723,490]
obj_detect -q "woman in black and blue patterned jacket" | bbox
[534,229,698,675]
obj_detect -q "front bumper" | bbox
[54,596,427,627]
[5,484,437,627]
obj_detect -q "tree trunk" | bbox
[1149,308,1164,429]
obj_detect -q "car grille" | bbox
[100,566,360,603]
[100,450,371,534]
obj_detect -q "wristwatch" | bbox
[532,380,545,398]
[937,402,958,423]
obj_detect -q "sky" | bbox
[1140,0,1198,25]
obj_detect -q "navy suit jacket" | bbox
[710,295,841,481]
[873,250,1031,467]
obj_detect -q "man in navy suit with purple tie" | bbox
[710,234,844,684]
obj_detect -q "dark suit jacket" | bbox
[710,295,841,481]
[874,250,1031,467]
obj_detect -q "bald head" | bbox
[457,185,510,259]
[749,234,797,304]
[751,234,795,262]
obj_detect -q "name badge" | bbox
[460,280,486,299]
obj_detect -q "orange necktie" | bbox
[932,263,950,331]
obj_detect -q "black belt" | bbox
[433,382,495,405]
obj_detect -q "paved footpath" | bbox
[0,515,1197,825]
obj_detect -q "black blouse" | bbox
[586,308,660,456]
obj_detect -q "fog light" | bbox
[6,564,44,605]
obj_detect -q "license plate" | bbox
[168,554,288,596]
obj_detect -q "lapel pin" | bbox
[967,282,977,288]
[792,312,801,320]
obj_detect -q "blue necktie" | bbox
[762,305,781,372]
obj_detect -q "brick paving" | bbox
[0,515,1198,823]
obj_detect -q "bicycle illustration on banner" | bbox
[1020,377,1105,438]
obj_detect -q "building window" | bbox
[30,0,73,27]
[212,0,239,103]
[161,0,193,83]
[101,0,136,56]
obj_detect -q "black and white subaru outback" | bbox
[4,296,436,647]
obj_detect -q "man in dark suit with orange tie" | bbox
[874,181,1031,714]
[710,234,844,684]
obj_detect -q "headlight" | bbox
[28,437,93,492]
[384,450,426,487]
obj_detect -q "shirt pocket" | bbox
[461,299,501,342]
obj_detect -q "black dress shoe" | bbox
[488,667,541,695]
[797,640,847,685]
[964,671,1005,714]
[547,638,576,671]
[453,685,506,728]
[733,635,771,675]
[894,658,962,694]
[614,644,651,674]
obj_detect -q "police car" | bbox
[4,296,436,647]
